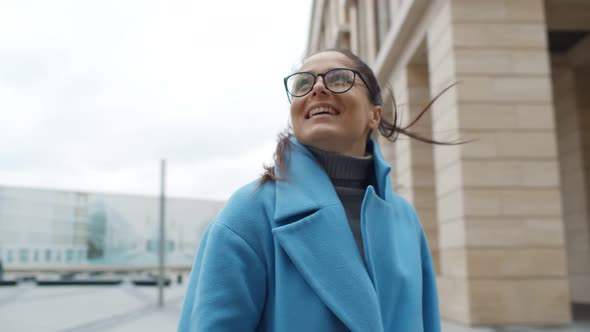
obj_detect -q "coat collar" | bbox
[273,136,392,222]
[271,136,393,332]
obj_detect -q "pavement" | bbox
[0,281,184,332]
[0,281,588,332]
[441,320,590,332]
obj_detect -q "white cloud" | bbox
[0,0,311,200]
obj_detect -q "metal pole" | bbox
[158,159,166,307]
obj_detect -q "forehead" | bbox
[299,51,355,73]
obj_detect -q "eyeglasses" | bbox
[283,68,369,103]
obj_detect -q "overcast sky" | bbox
[0,0,313,201]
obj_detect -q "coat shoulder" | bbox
[220,179,275,219]
[209,179,276,255]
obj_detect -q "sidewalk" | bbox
[442,320,590,332]
[0,282,184,332]
[1,282,588,331]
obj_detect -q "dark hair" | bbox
[259,48,461,185]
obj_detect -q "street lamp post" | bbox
[158,159,166,307]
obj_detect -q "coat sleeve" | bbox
[419,225,441,332]
[177,222,267,332]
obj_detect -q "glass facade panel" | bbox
[0,186,224,266]
[19,249,29,263]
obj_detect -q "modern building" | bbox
[308,0,589,326]
[0,185,224,267]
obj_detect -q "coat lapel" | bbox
[361,186,408,327]
[272,138,383,332]
[362,144,421,328]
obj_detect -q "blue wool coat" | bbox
[178,138,441,332]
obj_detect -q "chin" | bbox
[299,129,341,144]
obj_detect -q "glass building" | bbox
[0,185,224,266]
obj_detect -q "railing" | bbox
[4,264,192,274]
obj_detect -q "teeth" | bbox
[309,106,335,117]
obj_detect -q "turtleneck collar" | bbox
[306,145,374,189]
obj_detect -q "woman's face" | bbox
[289,51,381,157]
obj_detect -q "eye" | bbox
[295,77,312,91]
[287,73,314,95]
[326,70,354,89]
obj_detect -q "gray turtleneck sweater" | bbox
[307,146,374,260]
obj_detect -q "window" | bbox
[19,249,29,263]
[7,249,13,263]
[33,250,39,262]
[45,249,52,262]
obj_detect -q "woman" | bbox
[178,49,441,332]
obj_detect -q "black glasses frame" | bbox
[283,68,370,103]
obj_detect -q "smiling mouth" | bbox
[306,106,339,119]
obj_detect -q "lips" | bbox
[305,103,340,119]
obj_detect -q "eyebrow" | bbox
[294,67,355,74]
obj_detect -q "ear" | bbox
[369,106,382,129]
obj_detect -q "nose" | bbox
[311,76,328,96]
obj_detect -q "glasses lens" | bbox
[287,73,315,97]
[325,69,355,93]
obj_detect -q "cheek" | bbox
[289,100,304,122]
[350,108,375,133]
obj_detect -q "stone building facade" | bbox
[307,0,590,326]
